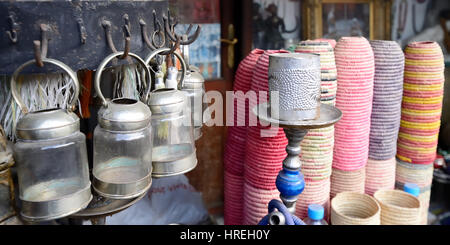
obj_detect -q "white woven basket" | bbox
[374,189,421,225]
[331,192,380,225]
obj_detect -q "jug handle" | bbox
[10,58,80,114]
[94,52,152,107]
[144,47,186,91]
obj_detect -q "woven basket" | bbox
[330,167,366,198]
[374,190,421,225]
[331,192,380,225]
[418,189,431,225]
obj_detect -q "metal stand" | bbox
[253,102,342,220]
[68,190,147,225]
[276,128,308,214]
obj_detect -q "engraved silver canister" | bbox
[268,53,321,120]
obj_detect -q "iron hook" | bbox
[140,19,157,50]
[164,15,201,46]
[33,24,51,67]
[102,19,131,59]
[6,14,18,44]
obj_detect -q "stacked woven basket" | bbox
[224,49,264,225]
[374,189,421,225]
[242,50,289,225]
[395,41,444,224]
[330,192,381,225]
[294,40,337,220]
[395,159,434,225]
[397,41,444,164]
[365,40,404,196]
[331,37,375,198]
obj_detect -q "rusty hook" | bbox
[33,24,51,67]
[102,19,130,59]
[140,17,165,50]
[160,35,180,56]
[152,10,159,31]
[121,25,131,59]
[140,19,157,50]
[164,16,201,46]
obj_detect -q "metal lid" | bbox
[180,70,205,89]
[147,88,187,115]
[98,98,152,131]
[16,108,80,140]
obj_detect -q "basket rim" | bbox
[373,189,421,210]
[331,191,381,221]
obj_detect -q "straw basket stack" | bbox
[224,49,264,225]
[330,192,381,225]
[397,41,444,165]
[395,159,433,224]
[368,40,404,161]
[242,50,289,225]
[364,41,404,196]
[374,189,421,225]
[395,41,444,225]
[294,40,337,219]
[330,168,366,198]
[365,158,396,195]
[331,37,374,197]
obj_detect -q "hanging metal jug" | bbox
[10,58,92,222]
[178,43,206,140]
[92,52,153,199]
[145,48,197,177]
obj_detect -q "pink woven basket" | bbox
[333,37,374,171]
[224,49,263,225]
[365,158,396,196]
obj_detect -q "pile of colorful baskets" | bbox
[224,49,263,225]
[395,41,444,224]
[242,50,289,225]
[294,40,337,219]
[365,40,404,195]
[331,37,375,197]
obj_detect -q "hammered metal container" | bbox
[268,53,321,120]
[10,58,92,222]
[92,52,153,199]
